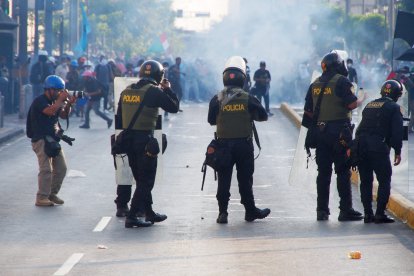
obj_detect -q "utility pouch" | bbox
[305,125,320,150]
[203,139,232,171]
[44,135,61,158]
[111,130,132,155]
[145,137,160,157]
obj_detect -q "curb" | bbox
[280,102,414,230]
[0,127,25,145]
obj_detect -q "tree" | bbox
[349,13,387,55]
[86,0,179,58]
[310,5,387,57]
[310,6,348,56]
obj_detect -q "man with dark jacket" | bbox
[115,60,179,228]
[253,61,272,116]
[79,71,113,129]
[208,56,270,224]
[303,51,364,222]
[27,75,75,206]
[30,51,54,98]
[356,79,404,223]
[95,55,113,111]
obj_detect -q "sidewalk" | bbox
[0,113,26,145]
[281,102,414,230]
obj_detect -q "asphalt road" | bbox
[1,103,414,276]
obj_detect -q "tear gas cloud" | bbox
[179,0,324,104]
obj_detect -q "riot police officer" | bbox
[356,80,404,223]
[303,50,364,221]
[208,56,270,224]
[115,60,179,228]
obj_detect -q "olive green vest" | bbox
[121,84,158,130]
[217,88,252,138]
[311,74,352,122]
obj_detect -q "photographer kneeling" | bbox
[27,75,76,206]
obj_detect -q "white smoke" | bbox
[178,0,324,104]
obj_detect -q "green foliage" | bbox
[310,5,387,56]
[350,13,386,54]
[310,6,349,56]
[86,0,178,57]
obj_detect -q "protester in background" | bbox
[95,55,113,111]
[79,71,113,129]
[346,58,358,85]
[66,60,84,119]
[30,50,55,98]
[55,56,70,82]
[183,62,202,103]
[108,59,122,112]
[124,63,135,77]
[253,61,273,116]
[168,57,184,104]
[162,61,171,120]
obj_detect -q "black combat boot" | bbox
[317,210,329,221]
[116,205,130,218]
[245,207,271,222]
[374,211,395,224]
[338,208,363,221]
[216,212,228,224]
[125,216,153,228]
[145,211,167,223]
[363,209,375,223]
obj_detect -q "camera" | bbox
[69,90,85,99]
[56,129,76,146]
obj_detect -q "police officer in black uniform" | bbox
[356,80,404,223]
[115,60,179,228]
[303,51,364,221]
[208,56,270,224]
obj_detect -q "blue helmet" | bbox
[70,60,79,67]
[44,75,65,90]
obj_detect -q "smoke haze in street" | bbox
[179,0,323,103]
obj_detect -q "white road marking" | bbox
[66,169,87,178]
[53,253,84,276]
[93,216,111,232]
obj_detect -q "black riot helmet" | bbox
[321,50,348,77]
[139,60,164,85]
[223,56,246,88]
[380,79,403,101]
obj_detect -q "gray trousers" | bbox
[32,139,67,200]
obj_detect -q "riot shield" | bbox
[113,77,163,186]
[288,70,362,186]
[288,71,320,186]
